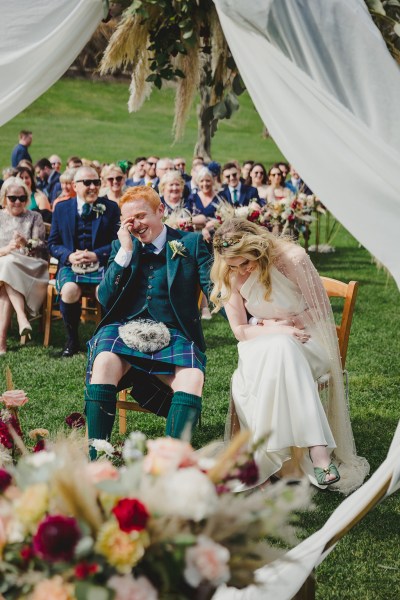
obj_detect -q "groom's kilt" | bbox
[56,265,105,292]
[86,322,206,417]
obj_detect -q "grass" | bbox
[0,78,284,169]
[1,78,400,598]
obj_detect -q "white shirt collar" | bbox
[142,225,167,254]
[76,196,86,216]
[229,182,241,195]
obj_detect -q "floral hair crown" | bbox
[213,237,239,250]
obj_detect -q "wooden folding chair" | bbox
[43,262,102,347]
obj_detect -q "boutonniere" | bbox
[168,240,187,259]
[92,203,106,219]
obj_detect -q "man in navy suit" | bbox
[220,162,263,206]
[48,166,120,357]
[126,155,159,188]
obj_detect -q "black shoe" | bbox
[61,341,80,358]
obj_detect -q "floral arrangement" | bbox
[19,239,43,258]
[0,429,310,600]
[168,239,187,259]
[164,207,195,232]
[92,203,106,218]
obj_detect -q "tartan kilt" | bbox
[56,266,105,292]
[86,322,206,417]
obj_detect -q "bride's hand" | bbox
[262,323,310,343]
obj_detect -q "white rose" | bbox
[140,468,218,521]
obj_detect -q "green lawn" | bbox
[0,79,400,599]
[0,78,284,169]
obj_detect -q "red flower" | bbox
[74,561,99,579]
[65,412,86,429]
[0,421,13,449]
[33,515,81,562]
[112,498,149,533]
[33,439,46,453]
[248,210,260,222]
[20,545,34,561]
[0,468,12,493]
[238,458,259,486]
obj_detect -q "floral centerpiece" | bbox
[0,430,310,600]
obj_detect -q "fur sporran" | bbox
[118,319,171,353]
[71,261,100,274]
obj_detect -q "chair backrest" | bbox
[320,276,358,369]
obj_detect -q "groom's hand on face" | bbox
[117,218,135,252]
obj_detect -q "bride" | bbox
[210,218,369,494]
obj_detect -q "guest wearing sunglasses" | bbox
[48,167,120,357]
[246,162,269,202]
[220,162,262,207]
[0,177,48,355]
[265,164,292,205]
[100,164,126,205]
[125,155,159,189]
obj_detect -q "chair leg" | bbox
[119,389,127,435]
[43,285,54,347]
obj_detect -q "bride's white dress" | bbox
[232,266,336,489]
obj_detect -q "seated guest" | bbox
[126,156,146,186]
[48,166,120,357]
[173,157,191,182]
[265,164,292,204]
[100,164,126,204]
[220,162,262,206]
[16,166,52,223]
[126,156,159,188]
[84,185,211,457]
[241,160,254,183]
[52,169,77,208]
[184,156,205,197]
[49,155,62,173]
[0,177,48,354]
[34,158,61,204]
[246,162,268,202]
[206,161,223,191]
[186,167,223,227]
[159,170,186,215]
[285,165,313,195]
[66,156,83,170]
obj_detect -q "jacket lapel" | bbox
[91,202,102,248]
[67,198,78,241]
[166,227,184,291]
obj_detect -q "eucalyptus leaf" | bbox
[75,582,113,600]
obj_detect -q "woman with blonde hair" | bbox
[100,164,126,204]
[210,218,369,494]
[159,170,186,215]
[0,177,48,354]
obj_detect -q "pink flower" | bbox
[86,459,119,484]
[0,390,28,408]
[31,576,74,600]
[107,574,158,600]
[184,536,230,588]
[33,515,80,562]
[143,438,197,475]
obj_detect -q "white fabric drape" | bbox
[213,423,400,599]
[214,0,400,290]
[0,0,105,127]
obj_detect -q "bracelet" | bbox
[249,317,261,326]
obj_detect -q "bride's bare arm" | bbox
[224,286,310,344]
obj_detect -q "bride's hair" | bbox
[210,217,292,311]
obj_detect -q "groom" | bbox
[85,186,211,454]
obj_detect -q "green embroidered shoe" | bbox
[313,463,340,486]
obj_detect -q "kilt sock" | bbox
[60,300,81,347]
[165,392,202,440]
[85,384,117,460]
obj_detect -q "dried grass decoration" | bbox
[118,319,171,353]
